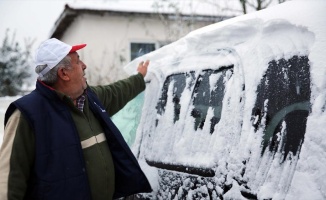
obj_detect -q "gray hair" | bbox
[35,55,72,85]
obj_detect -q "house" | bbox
[49,1,235,85]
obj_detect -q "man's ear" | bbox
[57,67,70,81]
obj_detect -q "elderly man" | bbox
[0,38,151,200]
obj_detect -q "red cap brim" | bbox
[70,44,86,53]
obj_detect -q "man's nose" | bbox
[82,61,87,69]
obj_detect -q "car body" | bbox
[113,1,326,199]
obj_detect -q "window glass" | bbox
[130,43,156,61]
[112,92,144,146]
[147,66,235,176]
[252,55,311,161]
[191,67,233,134]
[155,72,196,125]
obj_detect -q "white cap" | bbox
[34,38,86,77]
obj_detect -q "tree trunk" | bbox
[240,0,247,14]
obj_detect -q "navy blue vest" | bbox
[5,81,151,200]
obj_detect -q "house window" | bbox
[130,42,156,61]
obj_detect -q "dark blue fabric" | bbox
[5,81,151,200]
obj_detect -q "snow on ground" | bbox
[124,0,326,199]
[0,96,20,146]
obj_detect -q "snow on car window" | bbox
[155,72,196,125]
[142,47,244,177]
[253,55,310,159]
[191,67,233,134]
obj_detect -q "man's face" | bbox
[66,52,87,96]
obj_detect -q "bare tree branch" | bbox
[262,0,274,9]
[240,0,286,13]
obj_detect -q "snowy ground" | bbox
[0,96,20,146]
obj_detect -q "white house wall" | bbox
[59,12,214,85]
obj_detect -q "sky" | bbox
[0,0,275,52]
[0,0,236,51]
[0,0,76,50]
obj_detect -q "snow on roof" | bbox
[50,0,239,40]
[67,0,243,17]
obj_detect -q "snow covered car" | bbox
[114,1,326,199]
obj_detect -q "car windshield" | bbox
[112,92,144,146]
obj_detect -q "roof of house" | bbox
[67,0,241,16]
[50,0,240,39]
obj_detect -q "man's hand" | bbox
[137,60,150,77]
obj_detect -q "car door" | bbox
[243,54,311,198]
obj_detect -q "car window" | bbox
[112,92,144,146]
[191,67,233,134]
[156,72,196,125]
[251,55,311,160]
[146,65,235,176]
